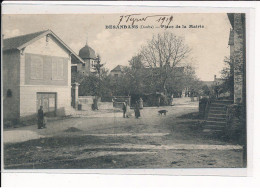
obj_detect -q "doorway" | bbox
[37,92,57,116]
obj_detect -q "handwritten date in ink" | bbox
[118,14,174,26]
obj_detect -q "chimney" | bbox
[214,75,216,81]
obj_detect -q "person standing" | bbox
[37,106,44,129]
[125,101,131,118]
[139,98,143,109]
[122,101,127,118]
[170,94,174,106]
[134,101,140,119]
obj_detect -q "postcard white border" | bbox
[1,1,258,187]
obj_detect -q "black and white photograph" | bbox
[2,10,247,170]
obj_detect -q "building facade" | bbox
[73,43,97,74]
[228,13,246,104]
[110,65,124,78]
[3,30,84,121]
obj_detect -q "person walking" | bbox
[37,106,44,129]
[134,101,140,119]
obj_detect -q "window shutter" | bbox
[57,58,64,79]
[31,63,37,79]
[31,55,43,79]
[52,58,64,80]
[52,58,57,80]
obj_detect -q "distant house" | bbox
[213,75,226,86]
[201,81,214,88]
[3,29,84,121]
[110,65,124,78]
[201,75,225,88]
[201,75,227,97]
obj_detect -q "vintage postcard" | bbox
[1,3,252,176]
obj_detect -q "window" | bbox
[6,89,12,97]
[52,58,64,80]
[114,74,118,78]
[31,56,43,79]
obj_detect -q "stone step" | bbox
[210,106,226,110]
[209,108,226,112]
[203,129,223,133]
[205,120,226,126]
[210,105,227,109]
[208,113,226,118]
[208,110,226,115]
[209,111,226,115]
[211,102,229,105]
[215,100,233,104]
[207,117,226,121]
[205,120,226,124]
[204,124,226,129]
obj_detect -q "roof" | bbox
[3,29,85,64]
[227,13,234,28]
[228,29,234,45]
[201,81,214,87]
[111,65,124,72]
[3,30,48,51]
[79,44,96,59]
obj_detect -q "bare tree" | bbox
[140,32,191,94]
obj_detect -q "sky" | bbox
[2,13,231,81]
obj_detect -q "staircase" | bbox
[203,100,233,132]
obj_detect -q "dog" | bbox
[158,110,168,116]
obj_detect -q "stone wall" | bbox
[3,50,21,121]
[226,104,246,144]
[78,96,113,110]
[113,96,131,109]
[233,13,245,104]
[78,96,94,110]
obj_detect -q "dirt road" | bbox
[4,102,244,169]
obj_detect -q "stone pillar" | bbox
[233,13,245,104]
[72,82,80,110]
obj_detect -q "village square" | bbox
[2,13,246,169]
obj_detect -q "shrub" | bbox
[160,95,170,106]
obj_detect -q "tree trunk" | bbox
[163,79,167,95]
